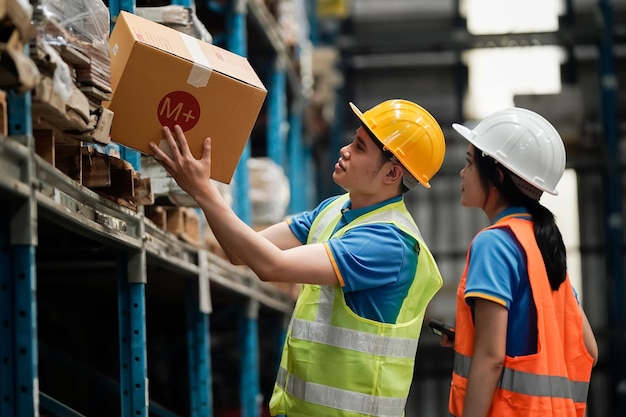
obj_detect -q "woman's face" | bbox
[460,144,487,208]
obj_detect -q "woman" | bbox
[446,107,598,417]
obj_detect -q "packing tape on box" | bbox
[180,32,212,88]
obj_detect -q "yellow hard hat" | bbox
[350,99,445,189]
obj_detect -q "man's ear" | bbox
[384,163,404,186]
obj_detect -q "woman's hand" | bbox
[440,334,454,348]
[149,125,213,198]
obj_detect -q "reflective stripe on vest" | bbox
[275,367,407,416]
[292,273,418,359]
[290,317,419,358]
[306,194,348,244]
[454,352,590,403]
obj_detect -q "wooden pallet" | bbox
[146,206,202,246]
[34,128,154,211]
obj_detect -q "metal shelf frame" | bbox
[0,0,303,417]
[0,130,295,417]
[1,0,314,414]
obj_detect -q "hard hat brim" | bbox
[350,102,368,130]
[350,101,444,189]
[350,102,429,189]
[452,123,473,140]
[452,122,558,196]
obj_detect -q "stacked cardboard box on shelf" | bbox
[0,0,39,94]
[0,0,39,137]
[30,0,113,143]
[25,0,154,210]
[146,205,202,247]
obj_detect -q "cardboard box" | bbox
[106,11,267,183]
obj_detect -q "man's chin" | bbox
[331,173,348,190]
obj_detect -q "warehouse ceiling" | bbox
[303,0,626,194]
[337,0,626,66]
[190,0,626,169]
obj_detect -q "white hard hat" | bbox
[452,107,566,196]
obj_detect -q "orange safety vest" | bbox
[449,217,594,417]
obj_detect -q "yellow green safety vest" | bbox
[269,194,443,417]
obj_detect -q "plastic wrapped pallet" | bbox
[33,0,111,98]
[136,5,213,43]
[248,157,290,227]
[0,3,39,93]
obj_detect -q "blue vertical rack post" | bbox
[240,299,261,417]
[109,2,148,417]
[158,1,216,415]
[599,0,626,414]
[227,0,253,226]
[0,203,13,417]
[328,83,347,197]
[267,57,287,166]
[117,248,148,417]
[226,2,260,415]
[108,1,140,171]
[308,0,346,201]
[186,250,213,417]
[0,85,38,417]
[288,99,307,214]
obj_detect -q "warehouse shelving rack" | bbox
[0,123,295,416]
[0,0,313,416]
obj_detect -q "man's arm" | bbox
[150,125,337,286]
[222,222,302,266]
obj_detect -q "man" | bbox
[150,99,446,417]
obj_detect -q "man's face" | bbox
[332,126,390,194]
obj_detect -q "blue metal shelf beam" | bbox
[39,393,87,417]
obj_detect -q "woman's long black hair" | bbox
[475,149,567,291]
